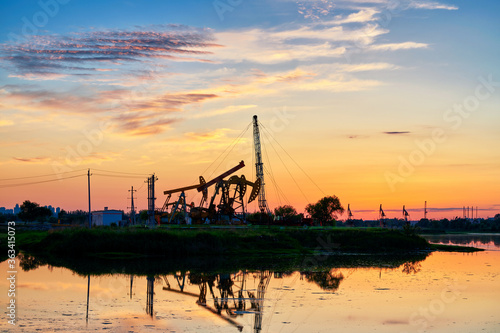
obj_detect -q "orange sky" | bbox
[0,0,499,220]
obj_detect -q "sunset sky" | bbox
[0,0,499,220]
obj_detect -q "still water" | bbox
[1,234,499,333]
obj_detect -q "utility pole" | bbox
[424,201,427,219]
[146,174,158,227]
[88,169,92,228]
[128,186,137,225]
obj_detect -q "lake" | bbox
[1,234,499,332]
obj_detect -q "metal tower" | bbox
[146,174,158,226]
[253,115,271,214]
[128,186,136,225]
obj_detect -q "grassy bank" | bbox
[14,226,432,259]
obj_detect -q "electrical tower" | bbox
[128,186,137,225]
[253,115,271,215]
[146,174,157,226]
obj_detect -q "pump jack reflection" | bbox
[160,271,274,332]
[84,269,345,330]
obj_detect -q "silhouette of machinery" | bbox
[157,161,261,224]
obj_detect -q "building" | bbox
[14,204,20,215]
[91,207,124,226]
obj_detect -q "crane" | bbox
[253,115,271,215]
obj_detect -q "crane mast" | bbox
[253,115,271,214]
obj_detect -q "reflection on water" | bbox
[3,234,499,332]
[423,233,500,250]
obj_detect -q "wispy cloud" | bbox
[189,104,257,119]
[332,8,380,24]
[297,0,335,20]
[383,131,410,135]
[338,62,400,72]
[369,42,429,51]
[12,156,50,163]
[408,1,458,10]
[0,25,219,81]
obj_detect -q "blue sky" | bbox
[0,0,499,219]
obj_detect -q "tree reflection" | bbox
[18,253,45,271]
[401,260,422,275]
[302,269,344,291]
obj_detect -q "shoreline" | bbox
[10,226,483,258]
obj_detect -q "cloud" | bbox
[408,1,458,10]
[332,8,380,24]
[383,131,410,135]
[297,0,335,20]
[0,119,14,126]
[17,282,49,291]
[111,111,181,136]
[0,84,106,115]
[347,134,369,139]
[0,25,219,81]
[294,75,383,91]
[12,156,50,163]
[0,84,220,136]
[189,104,257,119]
[369,42,429,51]
[183,128,233,142]
[338,62,400,72]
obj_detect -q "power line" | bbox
[0,174,86,189]
[93,173,146,179]
[0,168,88,181]
[91,168,150,176]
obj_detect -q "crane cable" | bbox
[259,124,310,205]
[261,131,283,207]
[189,121,252,204]
[202,121,252,180]
[259,122,326,197]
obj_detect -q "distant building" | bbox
[0,207,5,214]
[14,204,20,215]
[91,207,124,226]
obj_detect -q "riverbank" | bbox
[7,226,481,260]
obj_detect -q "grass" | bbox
[12,226,433,259]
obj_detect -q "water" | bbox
[1,234,499,332]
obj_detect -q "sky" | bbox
[0,0,499,220]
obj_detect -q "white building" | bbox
[92,207,123,226]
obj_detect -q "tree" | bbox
[305,195,344,225]
[18,200,52,222]
[274,205,298,220]
[139,210,149,223]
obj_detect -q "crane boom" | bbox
[253,115,271,214]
